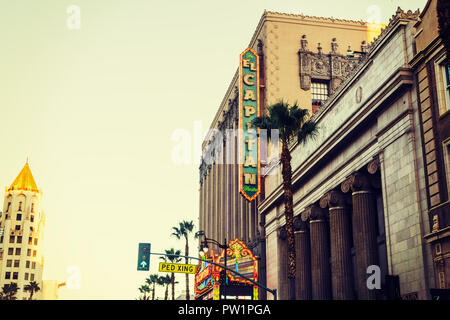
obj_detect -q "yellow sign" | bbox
[159,262,197,274]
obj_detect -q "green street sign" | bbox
[137,243,151,271]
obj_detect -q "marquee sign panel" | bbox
[239,48,261,202]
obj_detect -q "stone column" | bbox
[295,216,312,300]
[342,172,379,300]
[320,190,355,300]
[303,204,332,300]
[277,226,289,300]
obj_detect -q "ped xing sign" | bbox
[159,262,197,274]
[239,48,260,201]
[137,243,151,271]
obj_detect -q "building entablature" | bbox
[259,8,420,220]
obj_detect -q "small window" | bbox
[14,260,19,268]
[15,248,21,255]
[30,215,34,223]
[27,249,31,257]
[311,81,329,113]
[8,248,14,255]
[5,272,11,279]
[28,237,32,245]
[15,225,20,231]
[24,273,29,281]
[12,272,18,280]
[444,140,450,198]
[32,262,36,269]
[32,250,36,257]
[9,236,15,243]
[17,236,22,244]
[435,55,450,115]
[34,238,38,246]
[26,261,30,268]
[16,214,22,221]
[18,202,22,212]
[31,203,34,213]
[30,274,35,281]
[6,260,12,267]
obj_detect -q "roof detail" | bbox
[8,162,39,193]
[263,10,368,25]
[310,7,420,121]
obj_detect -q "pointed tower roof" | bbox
[8,161,39,192]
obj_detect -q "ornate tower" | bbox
[0,161,45,300]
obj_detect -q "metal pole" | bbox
[150,252,277,300]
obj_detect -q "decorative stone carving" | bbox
[319,190,346,209]
[298,35,358,94]
[277,226,287,240]
[302,204,327,221]
[341,172,371,193]
[367,157,380,174]
[432,214,439,232]
[294,216,308,231]
[331,38,338,54]
[257,39,264,56]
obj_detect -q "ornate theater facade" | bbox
[198,4,446,300]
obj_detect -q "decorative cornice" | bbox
[263,10,369,26]
[310,7,419,122]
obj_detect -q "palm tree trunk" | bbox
[171,273,175,300]
[185,239,190,300]
[29,290,34,300]
[165,285,169,300]
[281,140,296,300]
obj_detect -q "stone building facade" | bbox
[410,0,450,294]
[198,11,379,299]
[260,8,438,300]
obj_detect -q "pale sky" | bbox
[0,0,427,299]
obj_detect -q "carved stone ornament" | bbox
[367,157,380,174]
[319,190,346,209]
[341,172,371,193]
[294,216,308,231]
[277,226,287,240]
[298,35,358,93]
[302,204,327,221]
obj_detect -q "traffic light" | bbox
[137,243,151,271]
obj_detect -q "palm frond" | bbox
[297,120,319,145]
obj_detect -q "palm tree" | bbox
[171,220,195,300]
[2,283,20,300]
[253,101,318,300]
[138,284,151,300]
[23,281,41,300]
[145,274,159,300]
[159,274,171,300]
[160,248,182,300]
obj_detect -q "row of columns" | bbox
[281,159,381,300]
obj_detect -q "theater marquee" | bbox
[239,48,260,202]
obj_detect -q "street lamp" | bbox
[198,231,229,283]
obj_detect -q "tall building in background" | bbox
[0,161,45,300]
